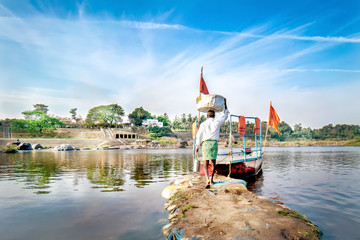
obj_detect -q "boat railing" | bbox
[192,112,263,169]
[228,114,262,162]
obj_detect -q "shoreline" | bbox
[0,137,352,148]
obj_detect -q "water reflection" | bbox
[1,147,359,240]
[1,152,61,194]
[0,150,194,194]
[0,149,195,240]
[245,170,264,195]
[257,147,360,240]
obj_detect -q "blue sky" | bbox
[0,0,359,128]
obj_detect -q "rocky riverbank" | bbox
[162,174,322,240]
[0,138,190,153]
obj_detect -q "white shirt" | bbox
[196,109,230,147]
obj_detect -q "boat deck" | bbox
[216,151,262,164]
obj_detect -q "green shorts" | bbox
[202,140,218,160]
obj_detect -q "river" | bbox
[0,147,359,239]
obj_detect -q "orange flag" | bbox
[238,116,246,135]
[254,117,260,135]
[268,102,282,135]
[200,67,209,94]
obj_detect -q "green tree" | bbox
[220,120,228,133]
[181,113,187,125]
[157,114,171,127]
[187,114,194,125]
[85,104,125,128]
[13,112,63,133]
[199,115,207,124]
[21,110,43,119]
[171,115,181,130]
[11,119,28,129]
[301,127,314,139]
[70,108,77,121]
[270,121,293,141]
[293,123,302,139]
[148,126,173,138]
[314,124,333,140]
[245,121,255,135]
[128,107,153,126]
[33,104,49,114]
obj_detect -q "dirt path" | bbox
[162,174,321,240]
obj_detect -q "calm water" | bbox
[0,147,359,240]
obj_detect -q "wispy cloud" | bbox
[205,28,360,43]
[123,20,187,30]
[0,4,359,128]
[276,68,360,73]
[267,34,360,43]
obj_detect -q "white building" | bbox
[142,119,163,127]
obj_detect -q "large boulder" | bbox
[177,140,188,148]
[33,143,44,150]
[53,144,74,151]
[18,143,33,150]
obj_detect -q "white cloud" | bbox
[0,5,359,128]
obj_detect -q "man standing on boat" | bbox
[196,99,229,188]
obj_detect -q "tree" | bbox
[293,123,302,139]
[245,121,255,135]
[22,104,49,119]
[181,113,187,125]
[128,107,153,126]
[22,110,43,119]
[220,120,231,134]
[12,112,63,133]
[85,104,125,128]
[148,126,172,138]
[314,124,333,140]
[187,114,194,125]
[70,108,77,122]
[301,127,314,139]
[171,115,181,130]
[157,115,171,127]
[199,115,207,124]
[270,121,293,141]
[33,104,49,114]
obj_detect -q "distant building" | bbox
[113,130,138,139]
[142,119,163,128]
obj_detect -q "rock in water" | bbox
[177,141,188,148]
[53,144,74,151]
[18,143,33,150]
[33,143,44,150]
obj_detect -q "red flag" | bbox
[254,117,260,135]
[200,67,209,94]
[268,102,282,135]
[238,116,246,140]
[238,116,246,135]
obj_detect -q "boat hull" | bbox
[200,157,263,179]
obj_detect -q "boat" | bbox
[194,114,264,179]
[193,68,266,179]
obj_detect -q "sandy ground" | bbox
[162,174,321,240]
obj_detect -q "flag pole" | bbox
[263,101,271,152]
[196,67,202,144]
[198,67,202,120]
[193,67,203,172]
[263,122,270,152]
[197,67,203,126]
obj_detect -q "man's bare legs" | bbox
[210,159,216,184]
[203,159,216,188]
[203,160,211,188]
